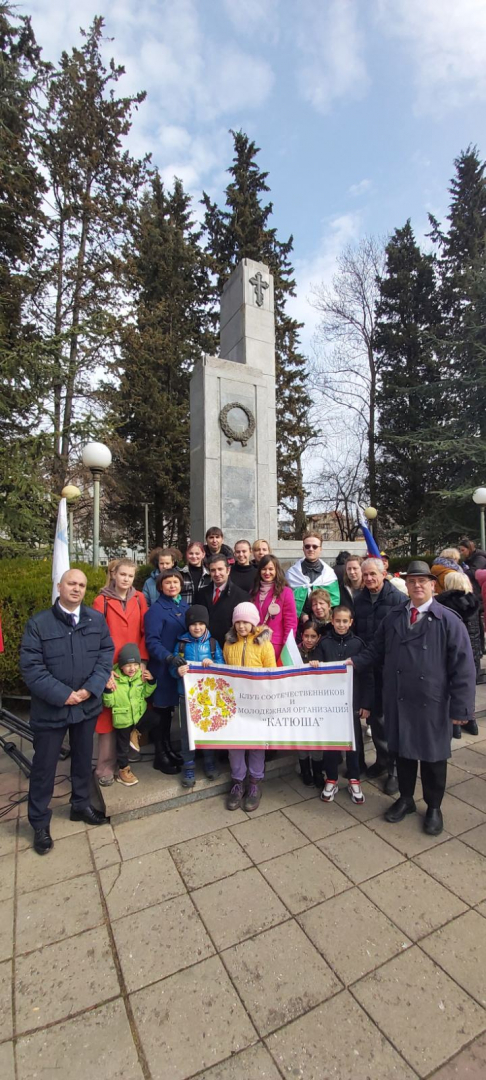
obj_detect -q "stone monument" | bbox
[190,258,366,563]
[190,258,278,550]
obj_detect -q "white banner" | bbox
[184,662,355,751]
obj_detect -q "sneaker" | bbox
[129,729,140,753]
[181,766,195,788]
[348,779,365,804]
[204,754,220,781]
[116,765,139,786]
[98,775,114,787]
[320,780,339,803]
[227,780,245,811]
[244,778,261,812]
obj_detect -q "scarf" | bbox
[100,584,137,610]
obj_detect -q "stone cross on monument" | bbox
[190,259,278,550]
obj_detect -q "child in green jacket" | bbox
[102,643,156,786]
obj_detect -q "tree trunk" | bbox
[59,197,91,481]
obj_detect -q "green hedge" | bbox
[0,560,106,696]
[387,554,435,574]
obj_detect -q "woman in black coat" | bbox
[436,572,480,737]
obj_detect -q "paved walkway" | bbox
[1,722,486,1079]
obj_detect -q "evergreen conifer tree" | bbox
[375,222,443,552]
[107,174,214,547]
[0,4,52,547]
[429,147,486,531]
[35,17,148,489]
[202,131,314,535]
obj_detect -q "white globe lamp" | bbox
[82,442,112,567]
[472,488,486,551]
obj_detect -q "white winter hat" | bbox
[232,602,260,627]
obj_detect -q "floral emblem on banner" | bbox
[188,676,236,732]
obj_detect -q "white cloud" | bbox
[25,0,274,198]
[294,0,369,113]
[348,178,371,197]
[375,0,486,114]
[288,212,362,353]
[222,0,280,42]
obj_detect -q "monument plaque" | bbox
[190,258,278,550]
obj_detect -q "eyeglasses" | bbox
[304,544,319,550]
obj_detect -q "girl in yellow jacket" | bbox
[223,602,276,811]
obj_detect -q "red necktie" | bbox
[410,607,419,624]
[213,588,221,605]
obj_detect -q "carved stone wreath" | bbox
[219,402,256,447]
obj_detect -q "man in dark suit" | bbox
[353,561,476,836]
[199,556,247,647]
[20,569,114,855]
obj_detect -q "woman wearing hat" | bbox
[352,561,476,836]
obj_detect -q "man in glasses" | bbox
[286,532,340,618]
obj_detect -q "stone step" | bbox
[100,750,299,825]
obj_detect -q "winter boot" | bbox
[299,758,313,786]
[227,780,245,811]
[153,741,180,774]
[244,777,262,812]
[116,766,139,786]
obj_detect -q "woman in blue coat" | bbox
[144,568,188,773]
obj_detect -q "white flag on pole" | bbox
[52,498,70,604]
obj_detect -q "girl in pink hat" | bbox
[223,601,276,811]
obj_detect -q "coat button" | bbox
[397,669,401,674]
[419,676,424,680]
[398,697,403,701]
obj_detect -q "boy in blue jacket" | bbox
[170,605,224,788]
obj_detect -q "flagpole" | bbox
[52,498,70,604]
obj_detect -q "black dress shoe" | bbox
[384,797,416,823]
[463,719,478,736]
[452,724,462,739]
[424,807,443,836]
[70,806,109,826]
[367,761,387,779]
[33,827,53,855]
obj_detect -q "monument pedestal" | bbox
[190,354,278,550]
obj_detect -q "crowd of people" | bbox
[19,526,481,854]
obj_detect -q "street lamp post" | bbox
[472,487,486,552]
[81,443,112,568]
[61,485,81,562]
[364,505,378,541]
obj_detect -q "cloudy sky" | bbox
[25,0,486,350]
